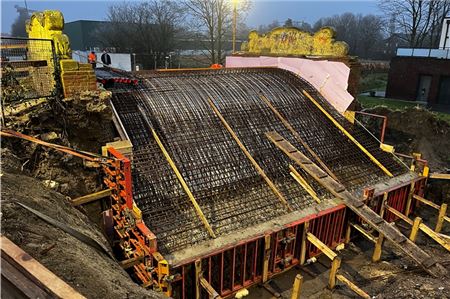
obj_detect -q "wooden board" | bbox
[1,235,86,299]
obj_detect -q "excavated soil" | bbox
[1,91,162,298]
[1,149,162,298]
[362,106,450,171]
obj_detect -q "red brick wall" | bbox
[386,56,450,104]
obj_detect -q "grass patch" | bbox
[358,95,423,110]
[358,95,450,124]
[359,72,388,93]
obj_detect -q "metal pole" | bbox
[232,0,237,53]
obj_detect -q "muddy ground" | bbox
[1,92,162,298]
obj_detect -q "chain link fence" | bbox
[1,37,60,103]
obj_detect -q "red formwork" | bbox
[170,204,347,299]
[367,177,427,222]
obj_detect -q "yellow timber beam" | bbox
[306,232,337,260]
[289,165,321,204]
[429,173,450,180]
[336,274,370,299]
[71,189,112,206]
[259,94,339,181]
[290,274,303,299]
[208,98,293,212]
[151,129,216,238]
[301,90,393,177]
[385,206,450,252]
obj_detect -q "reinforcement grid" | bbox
[110,68,407,254]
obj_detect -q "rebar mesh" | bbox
[1,37,58,101]
[110,67,407,254]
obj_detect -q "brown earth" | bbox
[363,106,450,172]
[1,91,162,298]
[1,148,162,298]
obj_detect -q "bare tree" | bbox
[184,0,251,64]
[97,0,184,68]
[379,0,450,47]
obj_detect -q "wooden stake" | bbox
[329,257,341,289]
[405,182,415,217]
[195,259,202,299]
[208,98,292,211]
[290,274,303,299]
[435,203,448,233]
[372,234,384,262]
[409,217,422,242]
[262,234,271,283]
[300,222,309,265]
[344,223,352,244]
[379,192,389,219]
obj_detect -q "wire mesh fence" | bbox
[1,37,59,102]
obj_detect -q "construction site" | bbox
[1,7,450,299]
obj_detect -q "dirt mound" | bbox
[1,149,162,299]
[363,106,450,171]
[2,90,115,199]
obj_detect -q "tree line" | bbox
[10,0,450,64]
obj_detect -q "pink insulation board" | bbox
[225,56,354,113]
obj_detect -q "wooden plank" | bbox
[336,274,370,299]
[259,94,339,181]
[413,194,440,210]
[71,189,112,206]
[208,99,292,211]
[266,131,446,278]
[200,277,221,298]
[1,236,86,299]
[152,129,216,238]
[306,232,337,260]
[429,173,450,180]
[301,90,393,177]
[119,255,144,269]
[350,223,377,243]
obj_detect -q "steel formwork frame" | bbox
[165,176,427,299]
[169,204,347,299]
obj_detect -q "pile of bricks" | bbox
[60,59,97,97]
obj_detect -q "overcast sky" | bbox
[1,0,382,34]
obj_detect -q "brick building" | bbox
[386,55,450,110]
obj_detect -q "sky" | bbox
[1,0,382,34]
